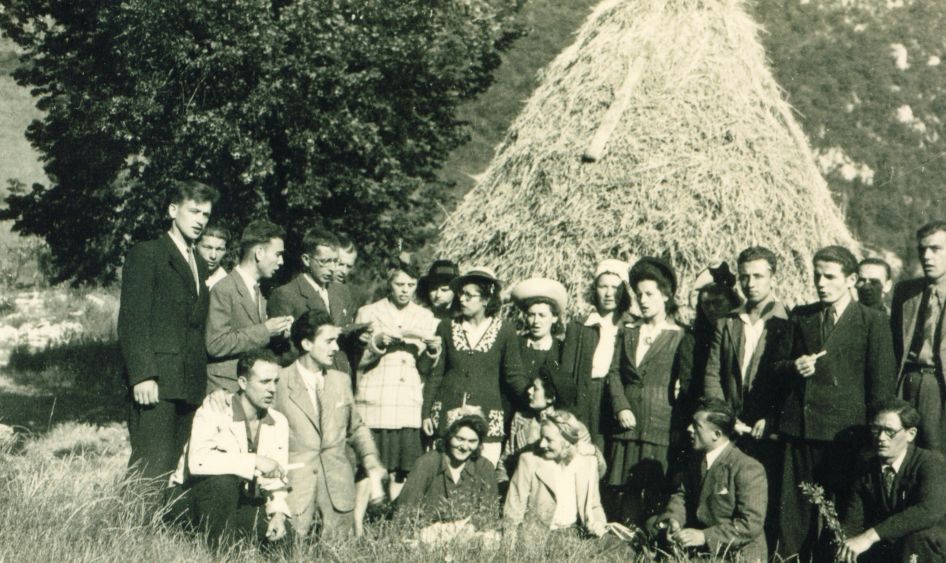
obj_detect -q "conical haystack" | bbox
[438,0,856,314]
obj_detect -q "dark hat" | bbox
[629,257,677,296]
[449,266,501,293]
[417,259,459,294]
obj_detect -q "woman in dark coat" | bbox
[606,257,694,526]
[422,267,529,466]
[417,259,459,321]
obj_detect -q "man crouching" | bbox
[168,349,289,546]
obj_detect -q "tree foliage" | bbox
[0,0,523,285]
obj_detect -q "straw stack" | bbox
[437,0,856,315]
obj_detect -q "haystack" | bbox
[437,0,856,314]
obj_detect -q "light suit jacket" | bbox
[503,447,607,537]
[274,362,381,524]
[169,396,290,517]
[205,269,271,392]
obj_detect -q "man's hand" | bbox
[672,528,706,548]
[366,466,387,504]
[255,455,285,480]
[617,409,637,430]
[133,379,159,406]
[837,529,879,563]
[734,419,752,435]
[422,417,436,436]
[265,316,294,337]
[750,419,767,439]
[265,513,287,542]
[794,354,819,378]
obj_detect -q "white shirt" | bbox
[206,268,228,289]
[738,306,768,382]
[304,273,331,314]
[885,448,908,475]
[447,463,464,485]
[234,265,260,303]
[705,441,730,471]
[167,228,193,263]
[550,459,579,529]
[830,292,852,323]
[296,361,325,414]
[525,336,554,351]
[461,318,493,349]
[585,312,619,379]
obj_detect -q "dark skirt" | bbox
[371,428,423,473]
[606,439,671,526]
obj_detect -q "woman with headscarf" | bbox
[354,253,441,498]
[606,257,694,526]
[557,259,636,451]
[422,267,529,466]
[417,259,460,321]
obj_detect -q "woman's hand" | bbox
[617,409,637,430]
[422,417,436,436]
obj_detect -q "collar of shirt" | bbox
[230,393,275,425]
[304,273,331,301]
[704,441,729,471]
[738,296,775,325]
[206,267,228,288]
[526,337,554,351]
[234,264,260,299]
[296,361,325,392]
[584,311,617,329]
[830,292,852,321]
[885,449,908,475]
[167,228,193,262]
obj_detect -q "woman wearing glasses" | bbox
[422,267,529,466]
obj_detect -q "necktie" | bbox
[918,289,943,365]
[882,465,896,504]
[700,457,709,483]
[821,305,835,344]
[254,284,265,323]
[186,246,200,293]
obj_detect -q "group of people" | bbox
[118,179,946,561]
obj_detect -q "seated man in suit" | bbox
[268,228,357,373]
[206,220,294,392]
[276,309,385,538]
[650,397,767,562]
[839,398,946,563]
[168,349,290,546]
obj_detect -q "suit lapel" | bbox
[287,364,320,433]
[297,275,329,313]
[328,284,348,324]
[823,301,859,351]
[728,317,744,386]
[799,308,824,354]
[623,327,641,368]
[639,328,679,370]
[534,458,560,499]
[162,234,199,298]
[700,445,732,508]
[231,271,261,324]
[903,289,925,368]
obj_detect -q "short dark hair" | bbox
[813,245,858,276]
[336,232,356,252]
[858,257,892,281]
[239,220,284,261]
[695,397,736,438]
[236,349,279,379]
[531,373,558,405]
[301,228,340,256]
[450,278,502,317]
[738,246,778,274]
[291,309,335,352]
[167,179,219,207]
[440,415,487,460]
[199,223,230,243]
[917,221,946,241]
[872,397,921,430]
[629,263,677,315]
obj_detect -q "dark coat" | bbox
[396,450,497,520]
[777,300,896,442]
[517,336,576,408]
[844,445,946,542]
[660,443,768,562]
[891,277,946,389]
[118,233,209,405]
[607,324,694,445]
[702,302,791,425]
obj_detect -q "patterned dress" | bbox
[423,317,528,444]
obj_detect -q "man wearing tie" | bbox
[206,220,293,392]
[118,180,218,480]
[892,221,946,454]
[839,398,946,562]
[275,310,384,537]
[775,246,896,559]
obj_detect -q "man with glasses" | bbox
[268,228,356,373]
[838,398,946,562]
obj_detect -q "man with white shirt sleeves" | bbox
[840,398,946,563]
[169,350,290,546]
[650,398,768,562]
[205,220,294,392]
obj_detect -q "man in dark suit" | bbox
[840,398,946,562]
[268,228,356,372]
[118,180,218,480]
[205,220,294,392]
[776,245,896,559]
[650,397,768,562]
[892,221,946,455]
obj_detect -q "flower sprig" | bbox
[799,482,847,546]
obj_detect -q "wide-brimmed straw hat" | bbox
[449,266,501,293]
[511,277,568,314]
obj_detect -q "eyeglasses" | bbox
[309,256,338,267]
[459,291,483,301]
[868,425,906,439]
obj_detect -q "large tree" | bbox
[0,0,522,285]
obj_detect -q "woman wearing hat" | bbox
[558,259,636,452]
[422,267,529,466]
[511,278,569,383]
[354,253,441,498]
[606,257,694,526]
[417,259,460,320]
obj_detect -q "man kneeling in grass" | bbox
[168,349,290,546]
